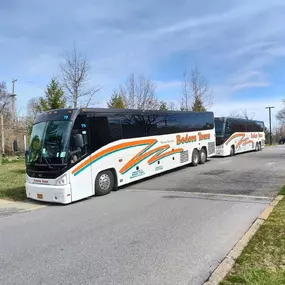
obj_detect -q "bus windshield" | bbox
[27,121,72,165]
[214,118,225,137]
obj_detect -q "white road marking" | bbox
[125,189,272,201]
[267,162,276,166]
[219,160,232,164]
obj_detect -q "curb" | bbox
[203,195,284,285]
[0,198,47,211]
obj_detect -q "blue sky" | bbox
[1,0,285,128]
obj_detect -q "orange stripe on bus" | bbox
[119,141,161,174]
[148,148,183,164]
[72,139,156,175]
[225,133,244,145]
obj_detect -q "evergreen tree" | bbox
[191,96,206,112]
[159,101,168,111]
[37,77,66,111]
[107,91,126,108]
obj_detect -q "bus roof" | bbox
[41,107,214,115]
[215,116,264,124]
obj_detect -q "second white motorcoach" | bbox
[26,108,216,204]
[215,117,265,156]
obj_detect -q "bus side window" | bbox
[88,116,111,151]
[70,114,88,158]
[121,114,147,138]
[225,121,232,137]
[108,115,122,141]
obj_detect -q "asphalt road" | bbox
[0,146,284,285]
[127,145,285,197]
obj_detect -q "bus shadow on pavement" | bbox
[118,161,211,191]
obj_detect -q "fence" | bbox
[0,115,29,159]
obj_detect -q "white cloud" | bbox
[211,97,283,128]
[155,81,181,90]
[1,0,285,113]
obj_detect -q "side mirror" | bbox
[74,134,84,149]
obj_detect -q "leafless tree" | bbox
[60,47,101,108]
[20,98,40,134]
[277,100,285,125]
[0,81,11,116]
[120,74,159,110]
[168,101,177,111]
[180,67,213,111]
[229,108,255,120]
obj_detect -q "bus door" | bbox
[87,115,114,194]
[69,114,93,201]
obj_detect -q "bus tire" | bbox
[230,146,235,156]
[255,143,259,152]
[259,142,262,151]
[191,149,200,166]
[199,148,207,164]
[95,170,115,196]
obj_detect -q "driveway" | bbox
[0,146,284,285]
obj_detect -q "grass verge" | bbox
[279,185,285,195]
[220,194,285,285]
[0,160,26,201]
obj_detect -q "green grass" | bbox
[0,160,26,201]
[220,195,285,285]
[279,185,285,195]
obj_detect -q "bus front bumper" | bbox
[215,146,226,156]
[25,183,72,204]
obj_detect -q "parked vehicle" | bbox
[26,108,216,204]
[279,138,285,144]
[214,117,265,156]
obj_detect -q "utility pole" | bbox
[265,106,275,145]
[0,115,4,159]
[11,79,17,123]
[10,79,17,158]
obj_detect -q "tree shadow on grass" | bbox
[0,186,26,201]
[11,169,26,175]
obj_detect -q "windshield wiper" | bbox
[42,155,53,169]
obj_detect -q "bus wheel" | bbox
[199,148,207,164]
[230,146,235,156]
[95,170,115,196]
[192,149,200,166]
[255,143,259,152]
[259,142,262,151]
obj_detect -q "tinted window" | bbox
[108,115,122,141]
[121,114,147,138]
[88,116,111,151]
[145,114,167,136]
[255,121,264,132]
[225,118,264,134]
[247,122,255,132]
[215,118,225,136]
[71,114,88,157]
[149,112,214,135]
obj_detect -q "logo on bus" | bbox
[176,132,210,145]
[251,133,264,139]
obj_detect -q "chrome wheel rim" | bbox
[194,153,199,164]
[99,174,111,191]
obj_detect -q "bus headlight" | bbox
[56,175,67,186]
